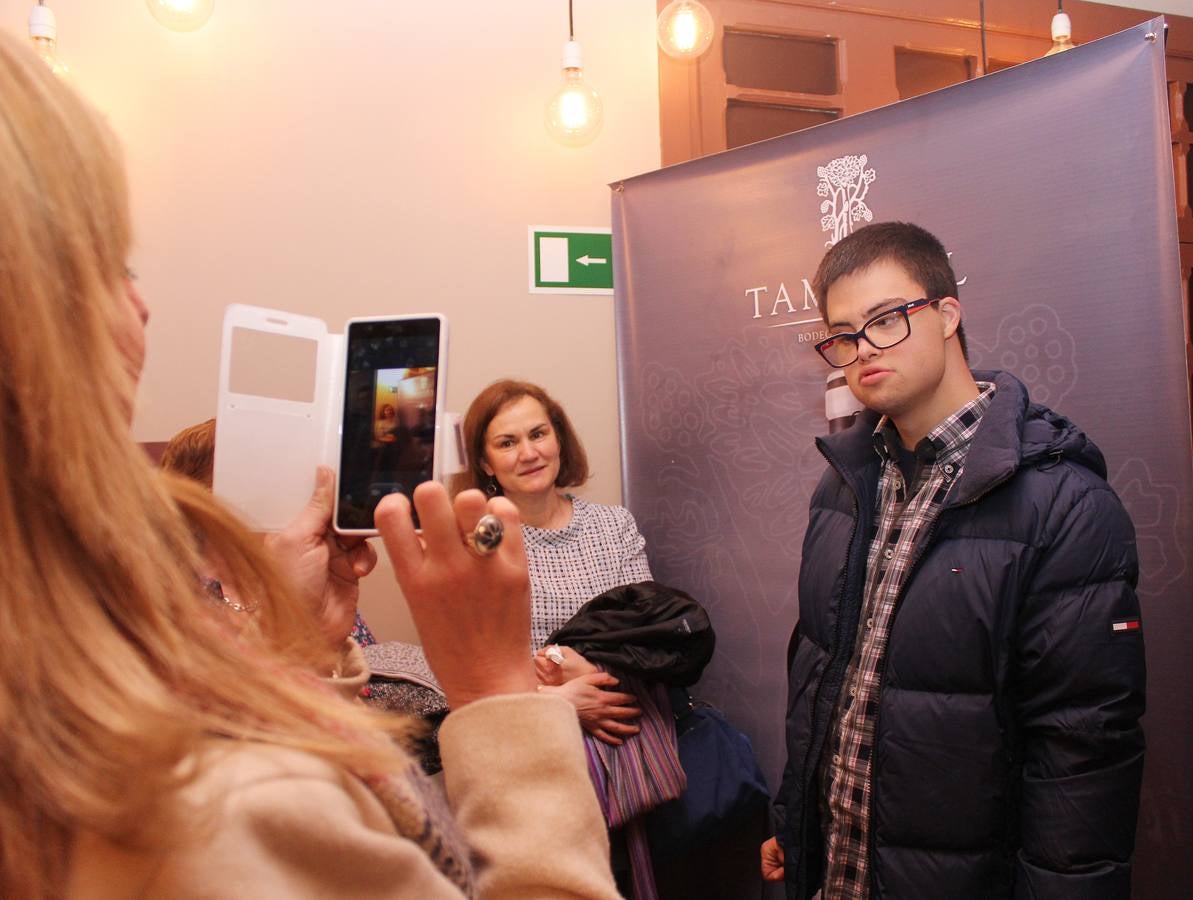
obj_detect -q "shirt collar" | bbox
[872,381,996,469]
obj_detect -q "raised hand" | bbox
[376,482,536,710]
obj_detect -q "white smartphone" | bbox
[333,315,448,534]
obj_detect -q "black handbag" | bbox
[646,689,771,857]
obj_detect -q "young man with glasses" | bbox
[762,221,1145,899]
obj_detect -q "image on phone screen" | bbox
[336,317,442,531]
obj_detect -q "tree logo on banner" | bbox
[817,154,877,246]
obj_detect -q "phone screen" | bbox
[336,317,442,531]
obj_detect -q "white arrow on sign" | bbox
[576,254,608,266]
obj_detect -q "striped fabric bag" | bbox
[583,675,685,900]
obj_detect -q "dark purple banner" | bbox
[614,18,1190,894]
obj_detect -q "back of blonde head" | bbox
[0,33,403,898]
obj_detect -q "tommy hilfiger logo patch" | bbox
[1111,619,1142,633]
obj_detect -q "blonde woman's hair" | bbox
[0,33,406,898]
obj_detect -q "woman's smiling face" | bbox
[482,395,562,501]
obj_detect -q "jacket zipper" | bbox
[795,441,868,897]
[863,471,1016,894]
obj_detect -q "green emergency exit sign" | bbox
[529,227,614,294]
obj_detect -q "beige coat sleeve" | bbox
[68,693,618,899]
[440,693,621,899]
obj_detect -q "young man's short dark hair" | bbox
[813,221,968,359]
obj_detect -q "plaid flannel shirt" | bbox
[820,383,995,899]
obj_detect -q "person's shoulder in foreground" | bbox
[69,692,616,900]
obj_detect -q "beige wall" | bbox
[2,0,660,640]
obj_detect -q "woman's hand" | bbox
[534,645,598,686]
[376,482,536,710]
[265,467,377,650]
[539,672,641,746]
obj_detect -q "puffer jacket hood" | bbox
[981,368,1104,464]
[1014,393,1106,474]
[818,369,1106,505]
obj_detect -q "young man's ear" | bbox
[937,297,962,341]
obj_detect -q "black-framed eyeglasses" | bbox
[814,298,940,368]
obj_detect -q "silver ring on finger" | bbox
[464,514,504,557]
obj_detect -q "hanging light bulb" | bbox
[28,2,68,77]
[546,39,603,147]
[656,0,715,60]
[145,0,215,33]
[546,3,602,148]
[1045,2,1075,56]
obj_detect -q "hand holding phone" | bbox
[265,466,378,650]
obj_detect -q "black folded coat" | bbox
[545,580,716,686]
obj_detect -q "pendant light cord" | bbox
[568,0,574,40]
[979,0,987,74]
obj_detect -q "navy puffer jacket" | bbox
[775,371,1145,899]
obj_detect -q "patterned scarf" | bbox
[361,756,476,897]
[280,644,477,896]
